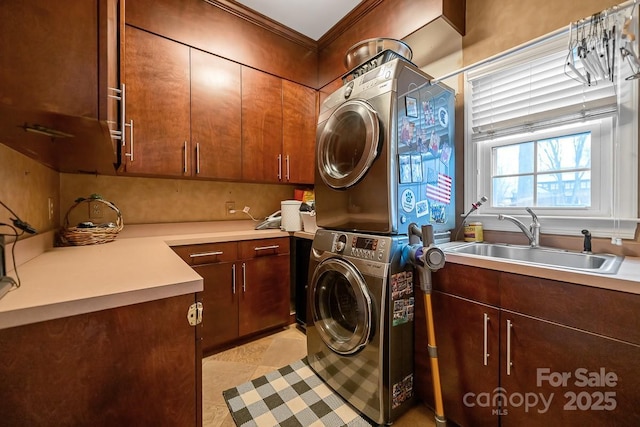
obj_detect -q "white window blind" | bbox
[468,37,618,142]
[463,12,638,239]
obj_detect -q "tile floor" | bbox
[202,324,436,426]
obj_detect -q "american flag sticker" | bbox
[426,173,452,204]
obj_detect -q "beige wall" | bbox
[464,0,622,65]
[59,174,297,225]
[0,145,59,235]
[0,144,300,235]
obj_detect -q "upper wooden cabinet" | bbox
[122,26,191,176]
[124,27,245,179]
[191,49,243,180]
[283,81,317,184]
[242,67,316,184]
[125,0,318,88]
[0,0,124,175]
[0,0,98,117]
[122,28,316,183]
[241,67,284,183]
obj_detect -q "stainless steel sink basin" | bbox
[444,243,623,274]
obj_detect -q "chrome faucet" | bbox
[497,208,541,247]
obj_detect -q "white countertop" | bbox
[0,221,291,330]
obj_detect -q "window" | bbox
[478,119,610,218]
[464,12,638,238]
[492,131,591,208]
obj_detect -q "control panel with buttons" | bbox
[330,232,391,262]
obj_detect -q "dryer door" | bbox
[316,99,380,189]
[310,257,373,355]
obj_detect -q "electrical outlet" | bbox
[225,201,235,215]
[48,197,54,222]
[243,206,251,213]
[89,201,104,219]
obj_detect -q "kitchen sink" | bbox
[444,242,624,274]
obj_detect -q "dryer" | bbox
[306,228,415,425]
[315,55,455,238]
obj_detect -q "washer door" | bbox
[310,257,373,355]
[317,99,380,189]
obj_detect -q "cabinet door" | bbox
[0,294,200,426]
[241,67,283,182]
[194,263,239,353]
[500,312,640,426]
[123,26,190,176]
[191,49,242,180]
[415,291,500,427]
[282,80,317,184]
[0,0,98,117]
[239,254,290,336]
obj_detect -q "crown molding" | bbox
[202,0,318,51]
[203,0,385,52]
[317,0,383,49]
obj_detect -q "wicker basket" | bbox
[58,195,124,246]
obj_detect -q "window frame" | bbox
[478,119,611,217]
[463,32,639,239]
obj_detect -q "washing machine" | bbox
[306,228,415,425]
[315,53,456,238]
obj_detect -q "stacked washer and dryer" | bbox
[306,39,456,425]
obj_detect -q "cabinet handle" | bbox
[285,155,290,181]
[196,142,200,174]
[506,319,513,375]
[242,262,246,292]
[483,313,490,366]
[277,154,282,180]
[189,251,224,258]
[254,245,279,252]
[124,119,134,161]
[120,83,126,145]
[107,83,124,141]
[232,264,236,295]
[183,141,188,174]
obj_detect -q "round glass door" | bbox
[316,99,380,189]
[310,257,373,355]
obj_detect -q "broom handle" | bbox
[424,292,447,426]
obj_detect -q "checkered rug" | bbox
[222,357,372,427]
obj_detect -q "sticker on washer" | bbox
[400,189,416,213]
[392,374,414,408]
[415,199,429,218]
[438,106,449,127]
[391,271,414,326]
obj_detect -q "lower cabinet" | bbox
[499,310,640,426]
[0,294,202,426]
[416,263,640,427]
[429,292,500,426]
[194,261,239,350]
[173,237,291,354]
[239,246,291,336]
